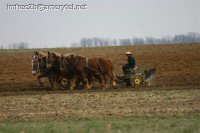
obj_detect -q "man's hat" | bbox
[125,51,131,55]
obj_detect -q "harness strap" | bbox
[86,57,105,77]
[86,57,88,68]
[66,55,79,73]
[37,62,40,73]
[38,62,49,75]
[46,56,48,67]
[97,57,104,74]
[86,66,98,72]
[85,58,99,72]
[46,55,60,67]
[97,57,111,80]
[84,57,111,81]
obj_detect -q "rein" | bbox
[96,57,111,79]
[36,61,40,73]
[46,56,49,67]
[97,57,104,73]
[86,57,103,73]
[86,57,111,80]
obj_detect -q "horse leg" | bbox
[70,75,77,90]
[104,69,117,88]
[81,72,89,90]
[74,78,81,89]
[110,69,117,87]
[48,76,54,89]
[98,74,106,90]
[66,77,71,89]
[51,79,55,90]
[88,77,93,89]
[102,74,109,89]
[37,75,45,87]
[87,72,94,89]
[57,73,66,90]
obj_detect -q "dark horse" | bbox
[59,53,116,90]
[31,50,65,89]
[47,51,71,89]
[48,53,89,90]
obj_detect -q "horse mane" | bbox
[51,52,62,57]
[63,53,76,57]
[37,51,47,57]
[78,55,86,58]
[62,53,87,59]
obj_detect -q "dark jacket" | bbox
[127,55,136,67]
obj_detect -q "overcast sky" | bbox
[0,0,200,48]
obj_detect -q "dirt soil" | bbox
[0,43,200,121]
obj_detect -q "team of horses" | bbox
[32,50,117,90]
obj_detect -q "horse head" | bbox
[32,50,47,75]
[59,53,76,72]
[47,51,61,69]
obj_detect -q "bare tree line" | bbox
[71,32,200,48]
[1,32,200,49]
[0,42,29,50]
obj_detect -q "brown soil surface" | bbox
[0,43,200,91]
[0,43,200,121]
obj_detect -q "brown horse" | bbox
[31,50,65,89]
[47,51,71,89]
[86,57,116,89]
[47,52,61,69]
[59,53,89,90]
[59,53,116,90]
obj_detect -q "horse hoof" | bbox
[102,88,106,91]
[113,86,118,89]
[37,83,44,87]
[69,87,74,90]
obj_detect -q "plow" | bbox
[116,65,156,88]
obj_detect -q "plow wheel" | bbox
[130,74,145,87]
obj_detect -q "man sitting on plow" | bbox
[122,51,136,75]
